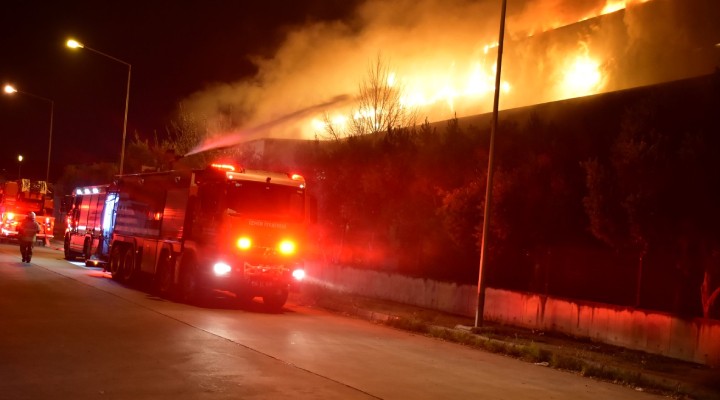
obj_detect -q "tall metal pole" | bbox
[46,100,54,182]
[475,0,508,328]
[119,64,131,175]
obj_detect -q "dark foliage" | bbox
[294,72,720,319]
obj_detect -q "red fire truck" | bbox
[64,164,308,309]
[0,179,55,245]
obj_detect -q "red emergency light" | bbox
[278,240,296,255]
[237,237,252,250]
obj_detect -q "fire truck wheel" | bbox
[83,239,92,260]
[64,236,80,261]
[263,290,289,311]
[156,252,175,298]
[109,245,124,281]
[120,246,138,284]
[179,259,204,304]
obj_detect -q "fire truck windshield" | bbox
[226,181,305,222]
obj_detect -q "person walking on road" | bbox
[18,212,41,263]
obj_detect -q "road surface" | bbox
[0,242,660,399]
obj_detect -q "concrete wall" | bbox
[484,289,720,367]
[306,262,720,367]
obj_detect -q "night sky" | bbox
[0,0,357,181]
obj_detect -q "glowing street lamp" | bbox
[17,155,23,179]
[4,85,54,182]
[66,38,131,175]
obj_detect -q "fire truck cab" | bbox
[93,164,307,310]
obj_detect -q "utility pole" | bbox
[475,0,508,328]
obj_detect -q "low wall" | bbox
[306,262,720,367]
[484,289,720,367]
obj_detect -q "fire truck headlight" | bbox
[278,240,296,255]
[213,262,232,276]
[237,237,251,250]
[292,269,305,281]
[7,213,14,220]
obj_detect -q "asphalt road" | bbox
[0,242,662,400]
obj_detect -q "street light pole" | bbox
[17,155,23,180]
[3,85,54,182]
[66,39,131,175]
[475,0,508,328]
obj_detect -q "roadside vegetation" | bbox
[294,72,720,319]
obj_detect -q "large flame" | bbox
[311,0,639,136]
[559,44,605,98]
[182,0,720,153]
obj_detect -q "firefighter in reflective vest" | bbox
[18,212,41,263]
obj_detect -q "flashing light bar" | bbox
[75,186,107,196]
[211,163,236,171]
[290,173,306,189]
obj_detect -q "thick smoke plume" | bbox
[184,0,720,155]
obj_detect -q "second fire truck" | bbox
[63,184,110,260]
[64,164,308,309]
[1,179,55,244]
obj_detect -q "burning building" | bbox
[185,0,720,153]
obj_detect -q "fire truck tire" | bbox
[64,236,80,261]
[120,246,138,284]
[109,245,124,281]
[83,239,92,260]
[263,290,289,311]
[179,258,205,304]
[156,252,175,298]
